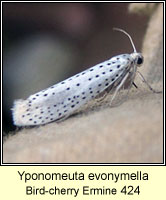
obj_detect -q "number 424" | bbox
[121,186,140,195]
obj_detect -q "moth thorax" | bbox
[130,53,144,66]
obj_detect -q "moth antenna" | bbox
[113,28,137,53]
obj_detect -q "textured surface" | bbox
[3,4,163,163]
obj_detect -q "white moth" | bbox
[12,28,158,126]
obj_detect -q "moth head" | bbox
[113,28,144,67]
[131,53,144,66]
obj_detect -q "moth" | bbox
[12,28,159,126]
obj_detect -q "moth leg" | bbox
[133,82,138,89]
[109,72,130,106]
[137,71,162,93]
[55,114,71,123]
[95,91,108,102]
